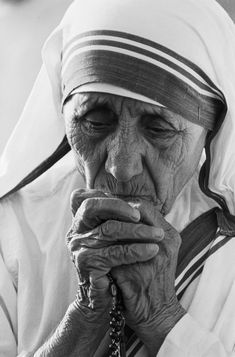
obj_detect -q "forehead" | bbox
[66,91,172,116]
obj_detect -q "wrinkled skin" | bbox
[66,191,184,356]
[64,93,206,215]
[62,93,207,356]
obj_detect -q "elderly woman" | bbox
[1,0,235,356]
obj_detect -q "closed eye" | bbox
[141,114,177,140]
[80,106,117,136]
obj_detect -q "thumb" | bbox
[70,189,106,216]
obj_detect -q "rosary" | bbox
[108,274,126,357]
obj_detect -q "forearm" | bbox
[34,302,109,357]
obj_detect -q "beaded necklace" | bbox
[108,275,126,357]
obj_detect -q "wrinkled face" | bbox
[63,92,207,215]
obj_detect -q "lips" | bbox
[105,193,153,202]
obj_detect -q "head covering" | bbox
[1,0,235,221]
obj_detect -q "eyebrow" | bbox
[73,92,185,129]
[139,104,183,129]
[73,94,100,116]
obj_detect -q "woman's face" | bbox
[63,92,207,215]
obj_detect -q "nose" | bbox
[105,130,143,182]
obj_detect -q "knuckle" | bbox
[70,215,81,233]
[122,244,138,261]
[67,235,81,252]
[101,220,112,235]
[122,244,131,256]
[70,189,86,213]
[118,221,126,235]
[77,198,98,226]
[71,188,86,202]
[76,246,87,260]
[105,245,122,263]
[74,247,91,270]
[80,198,94,215]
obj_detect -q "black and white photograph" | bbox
[1,1,235,356]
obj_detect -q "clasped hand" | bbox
[67,189,185,355]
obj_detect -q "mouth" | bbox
[105,193,154,203]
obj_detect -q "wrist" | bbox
[70,298,110,327]
[134,301,186,357]
[34,301,110,357]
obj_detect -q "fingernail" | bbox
[131,209,140,221]
[147,244,159,254]
[154,228,164,239]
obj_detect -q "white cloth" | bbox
[0,158,235,356]
[1,0,235,356]
[1,0,235,215]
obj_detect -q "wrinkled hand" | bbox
[66,189,160,315]
[67,189,185,355]
[111,200,186,354]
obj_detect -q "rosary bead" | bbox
[111,337,120,344]
[110,310,123,320]
[110,319,121,330]
[110,320,116,328]
[107,275,126,357]
[109,344,117,351]
[110,331,120,339]
[112,338,120,344]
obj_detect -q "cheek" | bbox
[168,130,205,198]
[146,133,186,179]
[66,119,94,160]
[65,118,107,179]
[145,131,197,211]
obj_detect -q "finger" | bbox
[104,243,159,267]
[73,243,159,291]
[74,243,159,275]
[100,220,164,242]
[130,200,177,234]
[89,272,110,290]
[129,199,159,226]
[128,200,181,251]
[70,189,106,216]
[73,197,140,231]
[67,221,164,252]
[69,220,164,248]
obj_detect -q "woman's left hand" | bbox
[111,199,186,355]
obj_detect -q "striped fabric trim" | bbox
[0,136,71,200]
[61,30,225,130]
[62,30,222,99]
[125,230,234,356]
[175,230,223,297]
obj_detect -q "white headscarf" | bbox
[1,0,235,225]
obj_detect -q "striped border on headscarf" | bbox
[61,30,225,130]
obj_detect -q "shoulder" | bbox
[0,153,85,230]
[0,156,85,251]
[0,161,84,284]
